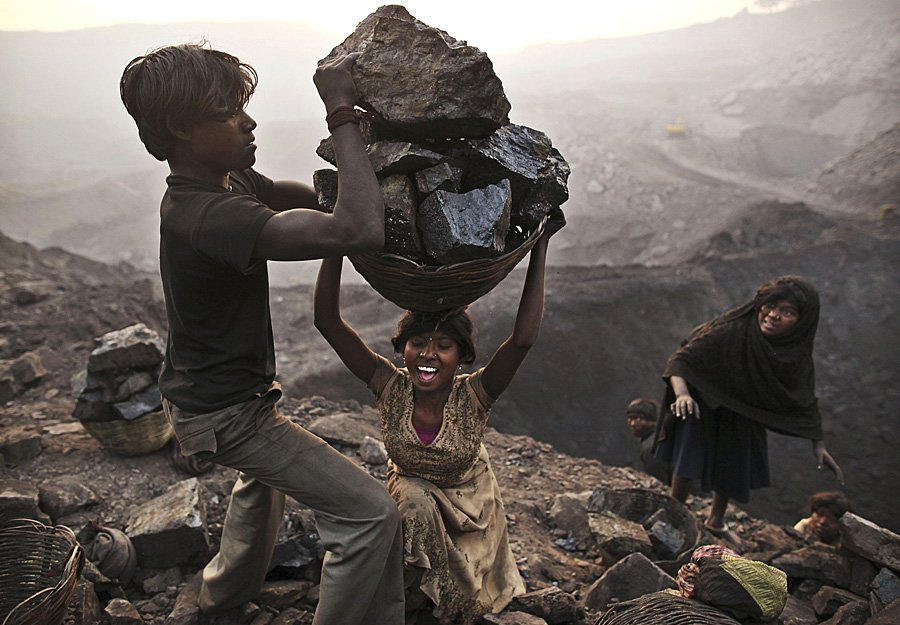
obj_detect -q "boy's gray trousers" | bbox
[164,386,404,625]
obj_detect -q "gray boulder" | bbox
[319,4,510,139]
[418,179,512,263]
[580,552,676,611]
[126,478,209,568]
[839,512,900,572]
[464,123,570,228]
[87,323,165,373]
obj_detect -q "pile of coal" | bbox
[315,4,569,265]
[71,323,165,427]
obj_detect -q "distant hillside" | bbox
[812,123,900,212]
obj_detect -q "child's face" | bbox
[184,109,257,174]
[626,414,655,439]
[757,299,800,338]
[403,332,461,394]
[810,509,841,543]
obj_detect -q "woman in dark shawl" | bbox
[654,275,844,540]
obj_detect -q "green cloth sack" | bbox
[694,553,788,621]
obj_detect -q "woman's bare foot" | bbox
[703,520,744,551]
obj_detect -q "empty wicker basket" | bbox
[0,519,84,625]
[587,487,702,575]
[349,220,546,313]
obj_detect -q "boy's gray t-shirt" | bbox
[158,168,277,413]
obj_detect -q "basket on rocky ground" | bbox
[597,590,742,625]
[349,220,546,313]
[79,408,173,456]
[0,519,84,625]
[588,487,702,575]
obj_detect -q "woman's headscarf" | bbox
[662,275,822,439]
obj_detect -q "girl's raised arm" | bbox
[481,210,565,400]
[313,256,379,383]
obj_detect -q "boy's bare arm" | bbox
[252,54,384,261]
[251,120,383,260]
[267,180,320,212]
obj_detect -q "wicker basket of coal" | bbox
[316,6,569,313]
[0,519,84,625]
[596,591,742,625]
[349,218,546,313]
[587,487,702,575]
[72,323,173,455]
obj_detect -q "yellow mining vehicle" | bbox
[666,118,688,138]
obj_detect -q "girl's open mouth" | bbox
[417,365,438,383]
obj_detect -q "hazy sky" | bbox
[2,0,759,53]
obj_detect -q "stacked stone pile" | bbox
[314,5,570,266]
[70,323,170,454]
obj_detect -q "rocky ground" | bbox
[3,356,899,625]
[2,224,899,624]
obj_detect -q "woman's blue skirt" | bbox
[656,400,770,503]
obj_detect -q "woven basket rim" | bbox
[0,519,83,625]
[78,408,173,456]
[597,590,742,625]
[349,218,547,312]
[352,218,546,273]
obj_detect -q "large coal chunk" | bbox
[313,169,338,213]
[418,179,511,264]
[125,478,209,568]
[463,123,570,229]
[316,136,444,177]
[113,384,163,421]
[320,5,510,139]
[380,174,422,258]
[72,323,165,424]
[415,162,463,196]
[86,323,165,373]
[368,141,445,177]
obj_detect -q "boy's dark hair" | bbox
[808,491,854,518]
[391,309,476,365]
[625,398,659,421]
[120,43,258,161]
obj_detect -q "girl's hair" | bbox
[391,309,476,364]
[753,275,811,313]
[120,42,258,161]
